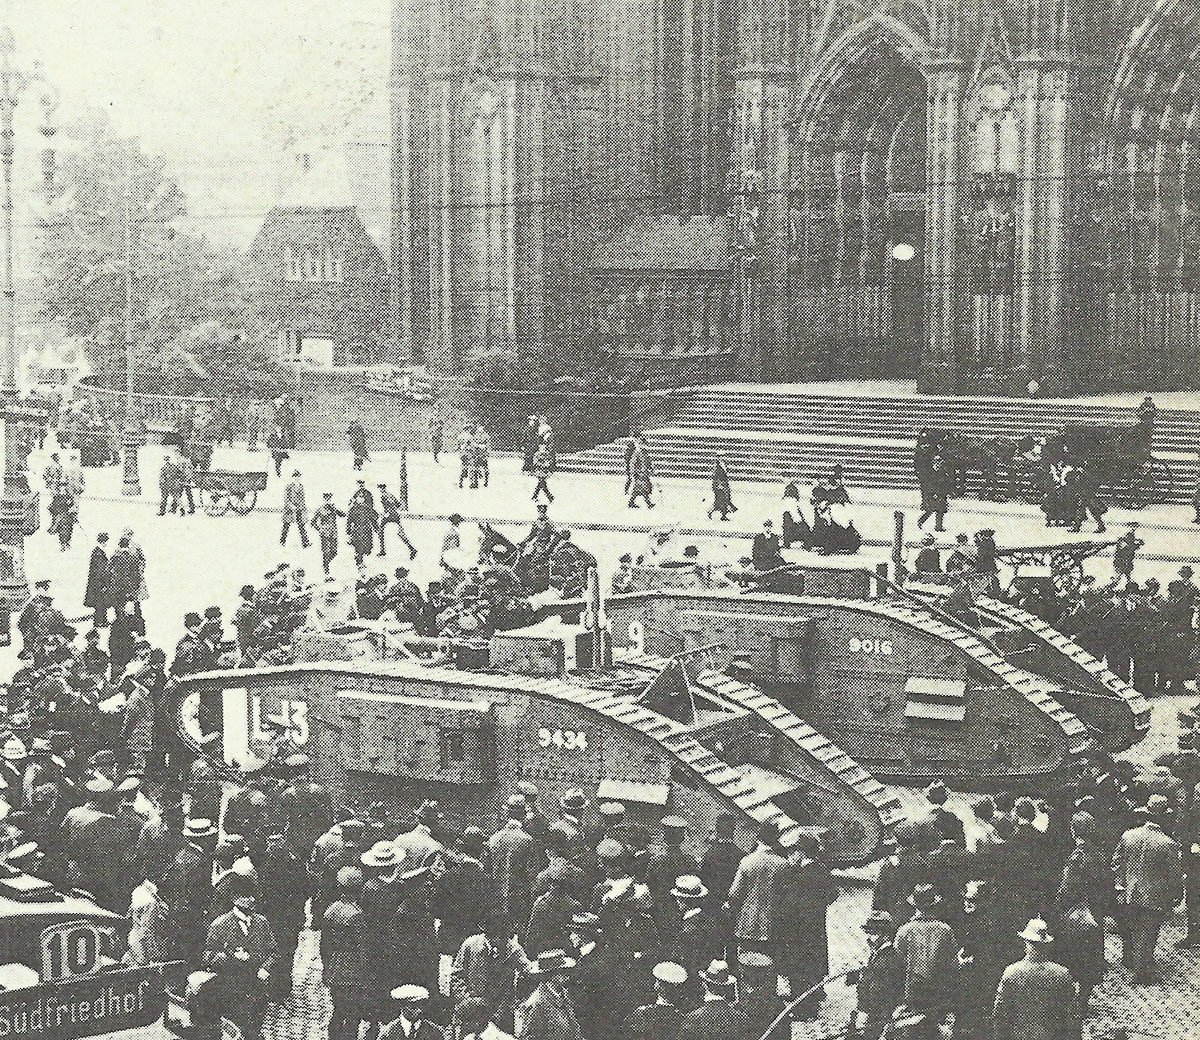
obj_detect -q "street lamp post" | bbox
[120,141,142,495]
[0,25,55,640]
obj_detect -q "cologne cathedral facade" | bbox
[389,0,1200,394]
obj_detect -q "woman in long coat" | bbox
[708,456,735,520]
[346,494,379,566]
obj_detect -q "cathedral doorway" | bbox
[788,38,927,383]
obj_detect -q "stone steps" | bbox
[556,384,1198,503]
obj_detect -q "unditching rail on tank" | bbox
[623,653,904,839]
[973,595,1151,744]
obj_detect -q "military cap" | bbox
[652,962,688,986]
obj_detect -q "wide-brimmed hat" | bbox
[699,960,734,988]
[671,875,709,900]
[529,950,577,975]
[183,819,217,840]
[1019,919,1054,944]
[391,985,430,1003]
[361,842,404,869]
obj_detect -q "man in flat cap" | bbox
[381,985,443,1040]
[854,911,902,1040]
[624,961,688,1040]
[199,878,278,1040]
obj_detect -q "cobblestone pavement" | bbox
[255,891,1195,1040]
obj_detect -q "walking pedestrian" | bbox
[246,399,264,451]
[473,425,491,488]
[347,489,380,567]
[531,444,555,504]
[708,456,735,520]
[430,415,444,464]
[628,435,655,509]
[266,424,289,478]
[281,470,310,547]
[378,483,418,559]
[523,417,541,473]
[158,454,182,516]
[1112,525,1142,587]
[916,454,949,532]
[459,426,476,489]
[348,421,369,471]
[312,493,346,575]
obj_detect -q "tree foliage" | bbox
[38,110,283,397]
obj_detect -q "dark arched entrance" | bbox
[788,39,927,382]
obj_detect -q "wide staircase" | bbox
[557,384,1199,503]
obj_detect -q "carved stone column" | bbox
[920,57,963,392]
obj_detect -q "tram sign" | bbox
[0,964,166,1040]
[40,922,119,983]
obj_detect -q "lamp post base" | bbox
[122,428,143,496]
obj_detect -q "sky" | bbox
[7,1,390,247]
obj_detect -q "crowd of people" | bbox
[910,519,1200,698]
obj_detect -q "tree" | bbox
[37,110,282,398]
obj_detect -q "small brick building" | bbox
[242,147,390,368]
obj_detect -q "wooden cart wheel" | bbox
[205,488,231,516]
[1050,550,1085,596]
[229,489,257,515]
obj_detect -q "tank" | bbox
[173,632,902,867]
[545,554,1134,786]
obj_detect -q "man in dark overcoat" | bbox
[84,532,111,627]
